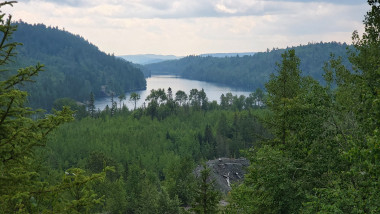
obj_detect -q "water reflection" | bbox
[95,75,252,111]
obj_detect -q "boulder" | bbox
[194,158,250,194]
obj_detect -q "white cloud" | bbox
[4,0,370,55]
[215,3,237,14]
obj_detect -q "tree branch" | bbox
[0,96,14,125]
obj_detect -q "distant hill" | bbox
[7,21,146,110]
[119,53,256,64]
[129,62,152,77]
[199,52,256,57]
[145,42,352,90]
[119,54,181,65]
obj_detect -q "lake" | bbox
[95,75,252,110]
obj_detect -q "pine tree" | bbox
[302,1,380,212]
[0,2,74,212]
[265,49,302,145]
[110,93,117,116]
[0,3,107,212]
[167,87,173,100]
[192,165,221,214]
[88,92,95,117]
[347,0,380,132]
[227,1,380,213]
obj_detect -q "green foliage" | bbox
[347,0,380,133]
[175,90,188,106]
[0,3,68,211]
[53,97,87,119]
[129,92,140,110]
[87,92,95,118]
[9,21,146,110]
[44,100,266,213]
[157,188,181,214]
[227,1,380,213]
[301,2,380,212]
[48,168,107,214]
[191,165,221,214]
[265,49,302,145]
[118,93,126,109]
[164,157,196,206]
[0,3,110,213]
[145,42,351,90]
[226,146,302,214]
[4,0,378,213]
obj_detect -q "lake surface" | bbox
[95,75,252,110]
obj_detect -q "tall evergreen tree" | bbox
[88,92,95,117]
[167,87,173,100]
[110,93,117,116]
[348,0,380,132]
[265,49,302,145]
[0,2,72,212]
[302,1,380,212]
[227,1,380,213]
[191,165,220,214]
[0,4,110,212]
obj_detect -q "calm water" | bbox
[95,75,252,111]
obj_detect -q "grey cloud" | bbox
[38,0,88,7]
[118,0,368,19]
[273,0,363,5]
[26,0,368,19]
[107,0,276,19]
[142,0,178,10]
[32,0,364,6]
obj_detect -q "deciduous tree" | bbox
[129,92,140,110]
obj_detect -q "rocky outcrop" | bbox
[194,158,250,194]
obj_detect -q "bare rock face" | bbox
[194,158,250,194]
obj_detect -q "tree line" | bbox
[3,21,146,110]
[145,42,352,91]
[226,1,380,212]
[1,0,379,213]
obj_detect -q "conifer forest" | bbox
[0,1,379,213]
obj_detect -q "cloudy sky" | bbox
[5,0,369,56]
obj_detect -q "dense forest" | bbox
[5,21,146,109]
[1,0,379,213]
[44,98,267,213]
[145,42,351,90]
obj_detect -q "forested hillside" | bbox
[8,21,146,109]
[225,1,380,211]
[2,0,379,213]
[119,54,181,65]
[145,42,351,90]
[44,100,267,213]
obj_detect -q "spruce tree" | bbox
[0,2,74,212]
[88,91,95,117]
[0,2,106,212]
[192,165,221,214]
[110,93,117,116]
[265,49,302,145]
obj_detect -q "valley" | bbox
[1,1,379,213]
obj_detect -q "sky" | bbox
[4,0,370,56]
